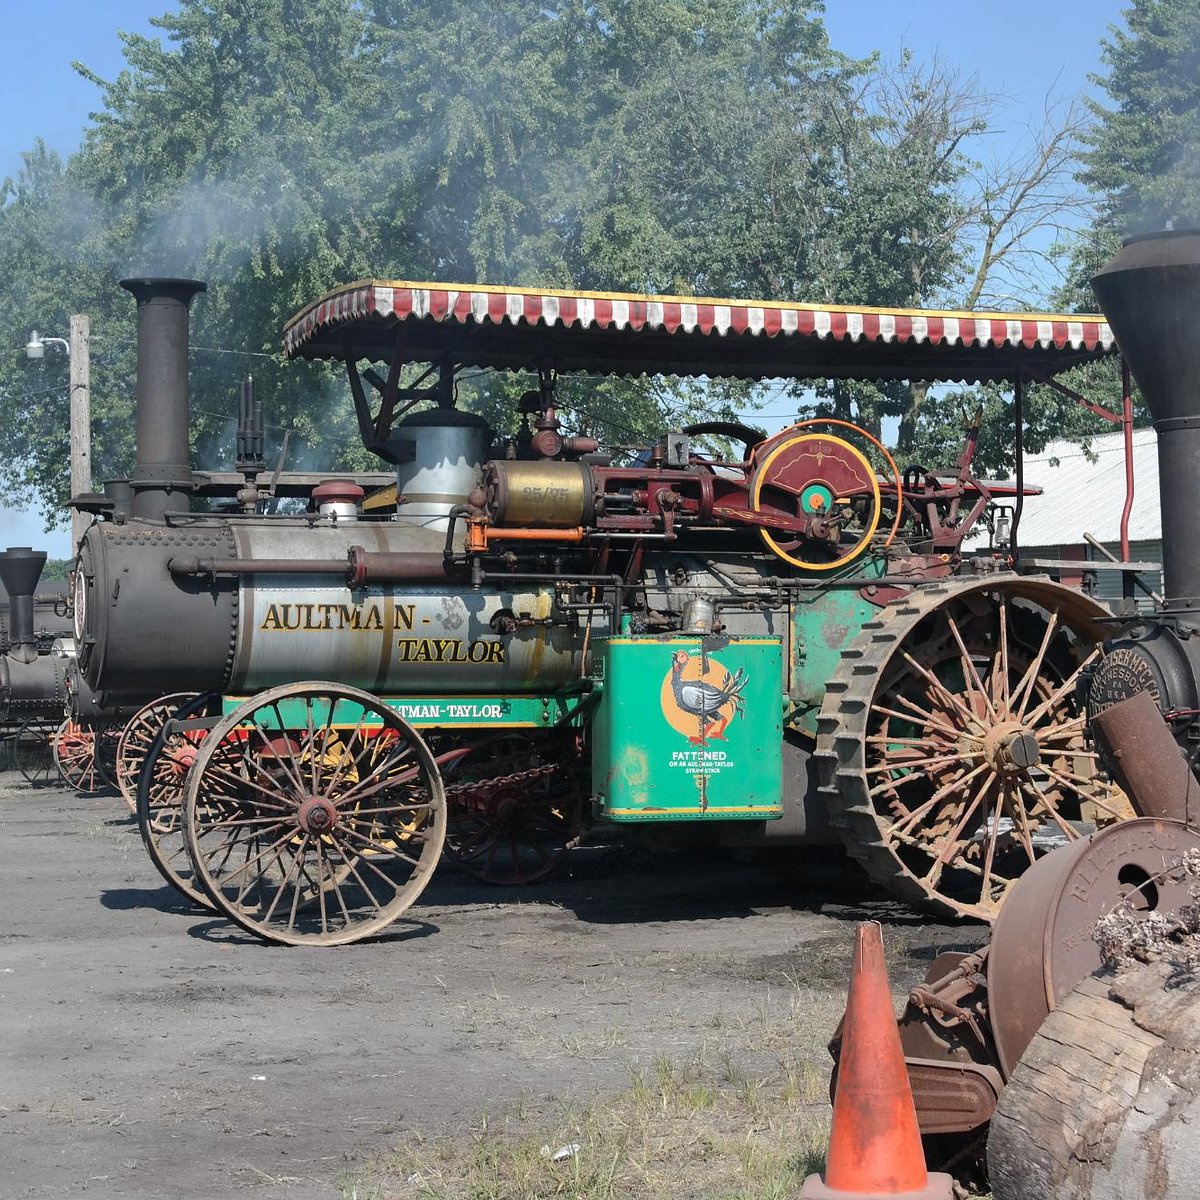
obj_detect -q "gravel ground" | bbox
[0,771,986,1199]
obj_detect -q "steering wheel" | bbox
[681,421,767,462]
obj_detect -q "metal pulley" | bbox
[986,817,1200,1077]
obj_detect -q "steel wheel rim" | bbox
[183,683,446,946]
[864,592,1113,918]
[135,693,219,910]
[14,722,56,785]
[117,692,199,813]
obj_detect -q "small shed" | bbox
[1012,427,1160,608]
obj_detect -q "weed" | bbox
[347,1046,830,1200]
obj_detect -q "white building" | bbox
[1006,427,1161,607]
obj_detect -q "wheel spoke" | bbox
[900,650,982,730]
[946,613,997,720]
[871,700,962,741]
[1022,648,1101,727]
[922,775,994,887]
[888,761,991,838]
[1008,609,1060,716]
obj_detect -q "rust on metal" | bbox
[986,817,1200,1077]
[903,1059,1002,1135]
[1091,689,1198,823]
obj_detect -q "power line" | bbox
[1,385,69,403]
[190,344,282,361]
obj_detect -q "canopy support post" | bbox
[1012,374,1024,565]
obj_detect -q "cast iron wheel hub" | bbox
[297,796,338,835]
[979,722,1042,775]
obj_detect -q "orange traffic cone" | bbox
[799,922,953,1198]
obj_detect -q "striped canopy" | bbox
[283,280,1116,383]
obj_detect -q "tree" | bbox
[0,0,1103,523]
[1079,0,1200,240]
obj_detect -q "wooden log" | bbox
[988,961,1200,1199]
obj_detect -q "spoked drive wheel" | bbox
[13,721,57,785]
[54,718,120,793]
[116,692,199,813]
[816,578,1120,921]
[135,693,221,910]
[183,682,446,946]
[442,734,584,884]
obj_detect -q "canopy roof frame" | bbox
[282,277,1134,560]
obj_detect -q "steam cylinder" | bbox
[391,408,491,532]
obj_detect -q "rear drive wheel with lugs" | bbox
[815,577,1122,920]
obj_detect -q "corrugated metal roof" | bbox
[1009,428,1159,547]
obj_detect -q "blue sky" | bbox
[0,0,1131,555]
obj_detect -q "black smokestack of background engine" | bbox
[0,547,47,664]
[1092,231,1200,614]
[119,278,206,520]
[1089,232,1200,729]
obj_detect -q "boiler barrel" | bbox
[74,519,585,705]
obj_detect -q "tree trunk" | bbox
[988,962,1200,1200]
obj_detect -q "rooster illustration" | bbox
[669,649,748,745]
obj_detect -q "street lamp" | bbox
[24,331,71,360]
[24,318,92,551]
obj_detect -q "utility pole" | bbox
[25,319,93,556]
[69,314,92,552]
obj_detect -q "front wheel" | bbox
[183,683,446,946]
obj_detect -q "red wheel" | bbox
[116,693,199,813]
[135,693,221,910]
[54,719,119,793]
[443,735,584,884]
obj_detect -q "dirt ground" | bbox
[0,771,986,1199]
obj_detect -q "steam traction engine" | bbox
[74,277,1126,944]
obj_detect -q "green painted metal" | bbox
[788,564,889,738]
[590,635,784,822]
[221,693,585,729]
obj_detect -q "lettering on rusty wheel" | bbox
[116,693,200,814]
[135,693,222,910]
[817,579,1125,921]
[442,734,584,884]
[182,682,445,946]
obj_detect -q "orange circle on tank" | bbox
[660,652,740,741]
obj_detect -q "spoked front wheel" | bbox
[135,693,221,910]
[183,683,446,946]
[117,692,200,813]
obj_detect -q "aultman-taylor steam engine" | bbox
[63,272,1131,944]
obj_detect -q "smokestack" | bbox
[119,277,207,521]
[0,547,47,664]
[1091,232,1200,613]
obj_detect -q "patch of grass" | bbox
[344,1048,830,1200]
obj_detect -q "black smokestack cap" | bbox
[0,547,47,664]
[119,277,207,521]
[1092,231,1200,611]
